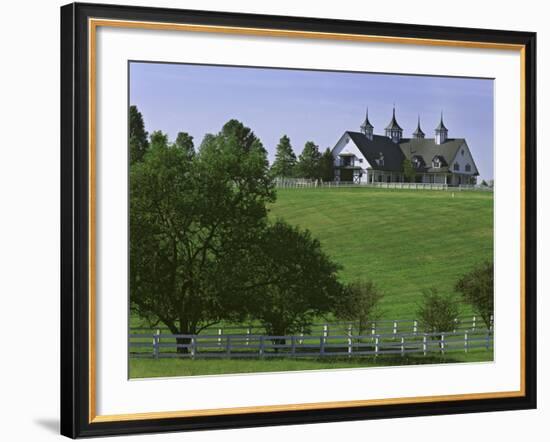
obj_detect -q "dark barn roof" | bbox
[399,138,465,172]
[346,132,405,171]
[344,131,467,174]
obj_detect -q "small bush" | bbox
[334,280,384,335]
[416,288,459,335]
[455,261,493,329]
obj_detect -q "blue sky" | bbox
[130,62,494,180]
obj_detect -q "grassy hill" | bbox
[268,187,493,319]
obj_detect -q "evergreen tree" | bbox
[149,130,169,150]
[296,141,322,179]
[129,105,149,164]
[270,135,296,178]
[318,148,335,182]
[174,131,195,159]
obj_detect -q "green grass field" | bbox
[129,349,493,378]
[269,187,493,319]
[130,187,493,377]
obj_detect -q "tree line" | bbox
[270,135,334,181]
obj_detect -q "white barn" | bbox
[332,108,479,185]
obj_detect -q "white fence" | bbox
[129,330,493,360]
[129,315,494,360]
[130,315,493,339]
[273,179,492,192]
[458,184,493,192]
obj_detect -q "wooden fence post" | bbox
[259,336,264,358]
[347,324,353,357]
[400,336,405,357]
[226,336,231,357]
[323,324,328,338]
[440,334,446,355]
[371,322,376,337]
[191,336,196,359]
[291,336,296,357]
[472,315,477,332]
[374,335,379,357]
[246,327,251,346]
[153,329,160,359]
[320,336,325,357]
[423,334,427,356]
[490,314,494,331]
[393,320,398,335]
[218,327,222,345]
[413,320,418,335]
[464,331,469,353]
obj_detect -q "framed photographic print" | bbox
[60,2,537,438]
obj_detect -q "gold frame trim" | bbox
[88,18,527,424]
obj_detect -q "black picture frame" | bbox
[60,2,537,438]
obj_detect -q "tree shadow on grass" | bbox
[310,354,474,367]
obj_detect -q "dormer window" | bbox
[411,155,423,169]
[376,152,384,166]
[432,155,445,169]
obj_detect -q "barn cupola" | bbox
[360,107,374,140]
[412,115,425,139]
[385,107,403,143]
[435,112,448,145]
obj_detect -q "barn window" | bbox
[454,163,459,171]
[433,158,441,168]
[461,149,465,156]
[465,164,472,172]
[412,156,423,168]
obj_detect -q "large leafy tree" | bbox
[174,131,195,159]
[455,261,493,328]
[318,148,335,182]
[130,120,275,350]
[296,141,322,179]
[248,220,344,340]
[270,135,297,178]
[129,105,149,164]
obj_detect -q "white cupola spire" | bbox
[385,106,403,143]
[360,107,374,140]
[412,115,425,139]
[435,112,448,145]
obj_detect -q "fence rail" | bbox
[273,179,493,192]
[129,329,493,360]
[130,315,493,338]
[458,184,493,192]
